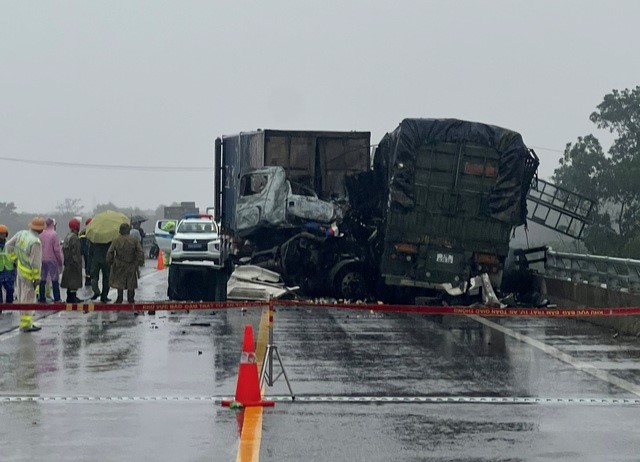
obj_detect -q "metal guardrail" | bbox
[544,248,640,293]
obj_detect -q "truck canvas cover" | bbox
[374,118,537,226]
[345,118,539,293]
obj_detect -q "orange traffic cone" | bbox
[156,249,165,270]
[221,325,275,408]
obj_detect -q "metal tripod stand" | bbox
[259,300,295,400]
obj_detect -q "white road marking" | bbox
[469,315,640,398]
[0,330,19,342]
[0,395,638,405]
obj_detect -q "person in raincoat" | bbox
[107,223,144,304]
[5,217,45,332]
[0,224,16,305]
[90,238,112,303]
[79,218,92,287]
[38,217,63,303]
[61,218,83,303]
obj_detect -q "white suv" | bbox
[170,214,226,268]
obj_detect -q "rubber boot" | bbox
[115,290,124,304]
[20,314,41,332]
[66,291,83,303]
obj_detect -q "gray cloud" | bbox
[1,0,638,213]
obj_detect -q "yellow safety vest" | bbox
[161,220,176,231]
[14,230,41,281]
[0,243,14,272]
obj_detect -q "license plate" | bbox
[436,252,454,264]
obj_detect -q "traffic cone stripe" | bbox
[241,352,257,364]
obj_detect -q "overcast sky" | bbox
[1,1,638,215]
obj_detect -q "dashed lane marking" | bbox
[1,395,639,405]
[470,315,640,398]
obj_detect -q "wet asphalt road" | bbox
[1,266,640,461]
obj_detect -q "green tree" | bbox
[554,86,640,257]
[0,201,18,217]
[55,198,84,216]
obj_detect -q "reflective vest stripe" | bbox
[17,260,40,281]
[0,247,14,272]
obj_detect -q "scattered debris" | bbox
[227,265,297,301]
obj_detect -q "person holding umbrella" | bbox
[107,223,144,304]
[79,218,93,287]
[86,210,130,303]
[130,215,147,242]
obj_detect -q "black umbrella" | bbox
[130,214,148,224]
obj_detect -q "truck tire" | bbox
[333,265,368,301]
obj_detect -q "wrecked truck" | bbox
[214,129,373,298]
[346,118,539,300]
[214,120,539,302]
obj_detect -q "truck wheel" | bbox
[333,266,367,300]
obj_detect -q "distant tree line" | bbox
[553,86,640,258]
[0,200,180,237]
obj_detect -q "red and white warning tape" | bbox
[0,300,266,312]
[0,299,639,316]
[276,300,640,317]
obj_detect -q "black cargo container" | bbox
[215,129,370,233]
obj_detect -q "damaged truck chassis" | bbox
[215,121,539,303]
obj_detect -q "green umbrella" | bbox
[86,210,130,244]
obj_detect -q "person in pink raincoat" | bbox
[38,217,64,303]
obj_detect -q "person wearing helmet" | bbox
[4,217,46,332]
[61,219,83,303]
[0,224,16,306]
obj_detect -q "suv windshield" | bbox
[177,221,218,234]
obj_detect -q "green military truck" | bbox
[347,118,539,300]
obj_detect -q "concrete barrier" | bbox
[541,276,640,337]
